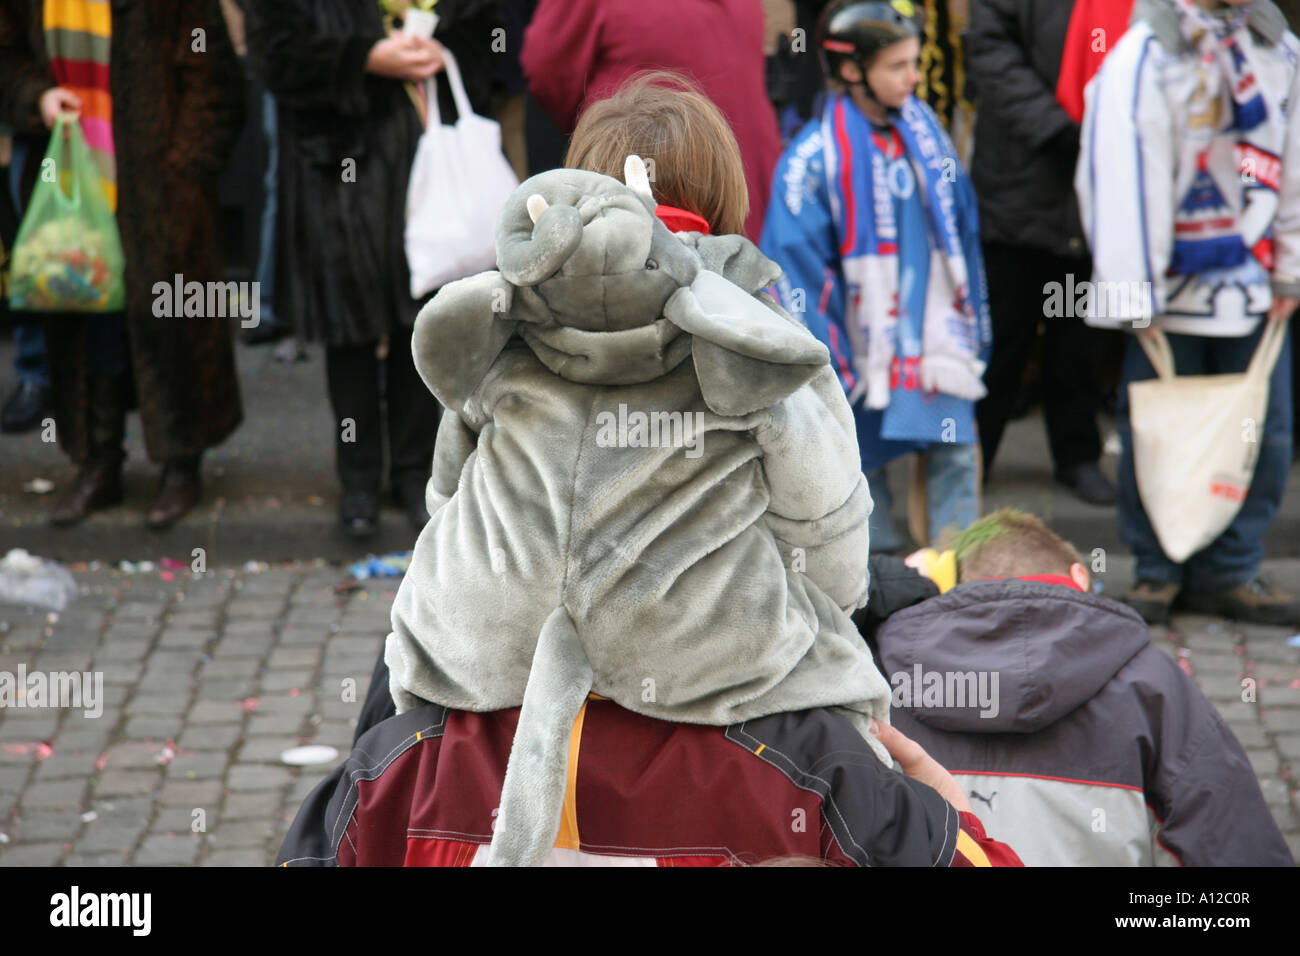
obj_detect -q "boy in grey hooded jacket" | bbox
[875,509,1293,865]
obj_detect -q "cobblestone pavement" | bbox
[0,562,1297,866]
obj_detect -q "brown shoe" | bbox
[51,458,124,526]
[1121,580,1180,626]
[1178,579,1300,628]
[50,371,127,527]
[146,457,202,530]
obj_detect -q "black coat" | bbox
[966,0,1087,259]
[244,0,500,346]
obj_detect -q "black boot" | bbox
[51,373,126,526]
[146,455,202,529]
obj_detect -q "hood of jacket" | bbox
[1136,0,1287,51]
[875,579,1151,734]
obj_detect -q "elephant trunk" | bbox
[498,203,584,287]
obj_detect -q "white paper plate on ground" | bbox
[280,745,340,766]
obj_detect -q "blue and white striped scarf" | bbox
[821,92,990,423]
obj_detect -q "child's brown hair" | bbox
[953,508,1085,584]
[564,70,750,237]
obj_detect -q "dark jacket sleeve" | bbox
[852,555,939,657]
[0,2,54,134]
[276,760,348,866]
[165,1,247,181]
[244,0,379,117]
[966,0,1074,153]
[1140,650,1293,866]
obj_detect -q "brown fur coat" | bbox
[0,0,246,463]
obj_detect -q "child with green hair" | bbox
[873,507,1291,865]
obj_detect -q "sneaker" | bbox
[1054,461,1117,506]
[1178,578,1300,628]
[1121,579,1180,626]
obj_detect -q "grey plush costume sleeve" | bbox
[426,411,478,515]
[758,365,874,612]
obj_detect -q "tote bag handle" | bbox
[1138,318,1287,384]
[48,113,84,214]
[421,48,474,128]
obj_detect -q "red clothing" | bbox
[279,699,1023,866]
[521,0,782,241]
[1055,0,1136,123]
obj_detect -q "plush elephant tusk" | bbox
[623,155,655,203]
[526,194,549,225]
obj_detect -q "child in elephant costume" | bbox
[383,154,897,865]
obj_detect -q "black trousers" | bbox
[976,242,1104,474]
[324,321,440,492]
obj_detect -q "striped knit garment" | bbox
[43,0,115,211]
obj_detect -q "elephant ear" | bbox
[689,234,782,294]
[411,272,519,410]
[665,270,829,417]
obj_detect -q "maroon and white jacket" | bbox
[277,697,1022,867]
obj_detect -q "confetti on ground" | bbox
[154,744,176,766]
[1286,634,1300,648]
[80,811,97,823]
[22,478,54,494]
[241,697,260,712]
[348,551,412,580]
[95,752,109,772]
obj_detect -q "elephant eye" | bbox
[645,258,659,270]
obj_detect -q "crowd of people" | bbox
[1,0,1297,866]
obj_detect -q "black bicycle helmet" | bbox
[816,0,922,98]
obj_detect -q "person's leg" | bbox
[1182,322,1293,598]
[1115,332,1205,619]
[976,243,1040,474]
[2,321,53,433]
[925,441,979,544]
[50,314,128,526]
[866,466,904,554]
[326,341,383,535]
[1041,255,1108,483]
[384,321,440,530]
[13,322,50,388]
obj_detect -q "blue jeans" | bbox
[14,322,50,387]
[1116,323,1293,590]
[867,442,979,552]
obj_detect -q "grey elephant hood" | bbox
[509,232,789,388]
[875,580,1150,734]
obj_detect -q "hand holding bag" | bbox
[1129,319,1288,563]
[405,49,519,298]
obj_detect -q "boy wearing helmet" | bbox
[761,0,992,553]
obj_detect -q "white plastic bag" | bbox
[1129,320,1287,564]
[0,548,78,611]
[405,49,518,298]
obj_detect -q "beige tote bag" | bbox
[1129,320,1287,563]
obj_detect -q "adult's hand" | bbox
[365,34,445,82]
[39,87,82,130]
[1268,294,1298,324]
[870,719,973,813]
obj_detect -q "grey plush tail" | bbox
[484,607,593,866]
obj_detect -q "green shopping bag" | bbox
[8,114,126,312]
